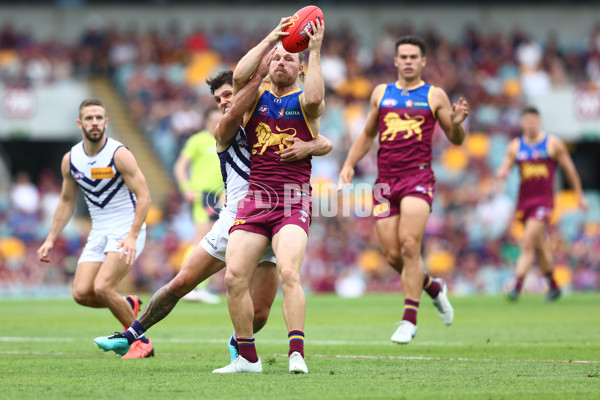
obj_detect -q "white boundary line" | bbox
[1,350,598,365]
[0,336,595,347]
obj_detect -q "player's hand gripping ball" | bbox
[281,5,324,53]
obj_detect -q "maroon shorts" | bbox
[372,168,436,219]
[515,197,553,222]
[230,193,311,239]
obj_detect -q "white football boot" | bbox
[212,356,262,373]
[431,278,454,325]
[391,321,417,344]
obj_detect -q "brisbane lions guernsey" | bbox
[244,88,316,194]
[516,134,556,206]
[70,137,138,230]
[377,81,437,176]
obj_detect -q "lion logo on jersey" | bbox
[381,112,426,141]
[253,123,297,155]
[521,162,549,181]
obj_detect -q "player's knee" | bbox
[224,269,244,294]
[73,289,94,306]
[521,237,535,252]
[278,268,301,289]
[92,282,112,301]
[167,274,195,297]
[400,237,420,260]
[383,248,402,269]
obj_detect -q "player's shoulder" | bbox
[61,151,71,165]
[371,83,388,103]
[430,85,449,100]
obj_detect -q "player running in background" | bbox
[94,56,331,359]
[37,98,151,358]
[338,36,469,344]
[212,16,327,374]
[496,106,588,302]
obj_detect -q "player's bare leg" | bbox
[213,229,268,373]
[72,262,106,308]
[534,224,561,301]
[93,252,136,327]
[272,224,309,373]
[509,218,545,300]
[228,261,278,362]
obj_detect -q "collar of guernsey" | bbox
[69,137,139,229]
[376,81,437,176]
[243,88,317,193]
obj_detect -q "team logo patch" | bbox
[258,105,268,115]
[284,109,302,117]
[382,98,398,107]
[299,22,313,37]
[91,167,115,179]
[299,209,309,222]
[373,203,390,217]
[73,171,84,180]
[414,185,427,194]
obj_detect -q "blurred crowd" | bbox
[1,17,600,298]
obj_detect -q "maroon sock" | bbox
[546,272,559,291]
[288,330,304,357]
[423,275,441,298]
[402,299,419,325]
[514,277,525,293]
[237,337,258,363]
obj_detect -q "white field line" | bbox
[0,350,598,365]
[0,337,596,348]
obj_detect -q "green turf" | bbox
[1,293,599,399]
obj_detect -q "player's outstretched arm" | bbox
[301,18,325,119]
[337,84,383,190]
[496,138,519,182]
[37,152,79,262]
[279,134,332,162]
[433,87,468,145]
[232,17,291,94]
[551,136,589,212]
[114,147,152,265]
[215,49,274,148]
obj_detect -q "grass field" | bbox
[2,292,600,399]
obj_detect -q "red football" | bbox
[281,5,324,53]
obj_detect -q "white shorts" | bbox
[200,207,276,264]
[78,224,147,264]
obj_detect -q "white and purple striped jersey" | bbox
[69,137,138,230]
[218,127,251,212]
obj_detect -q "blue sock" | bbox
[125,296,135,310]
[123,320,146,344]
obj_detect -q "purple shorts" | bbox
[372,168,436,219]
[230,193,311,239]
[515,197,553,222]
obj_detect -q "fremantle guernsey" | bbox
[70,137,137,230]
[516,133,556,205]
[244,88,316,195]
[217,127,252,211]
[377,81,437,176]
